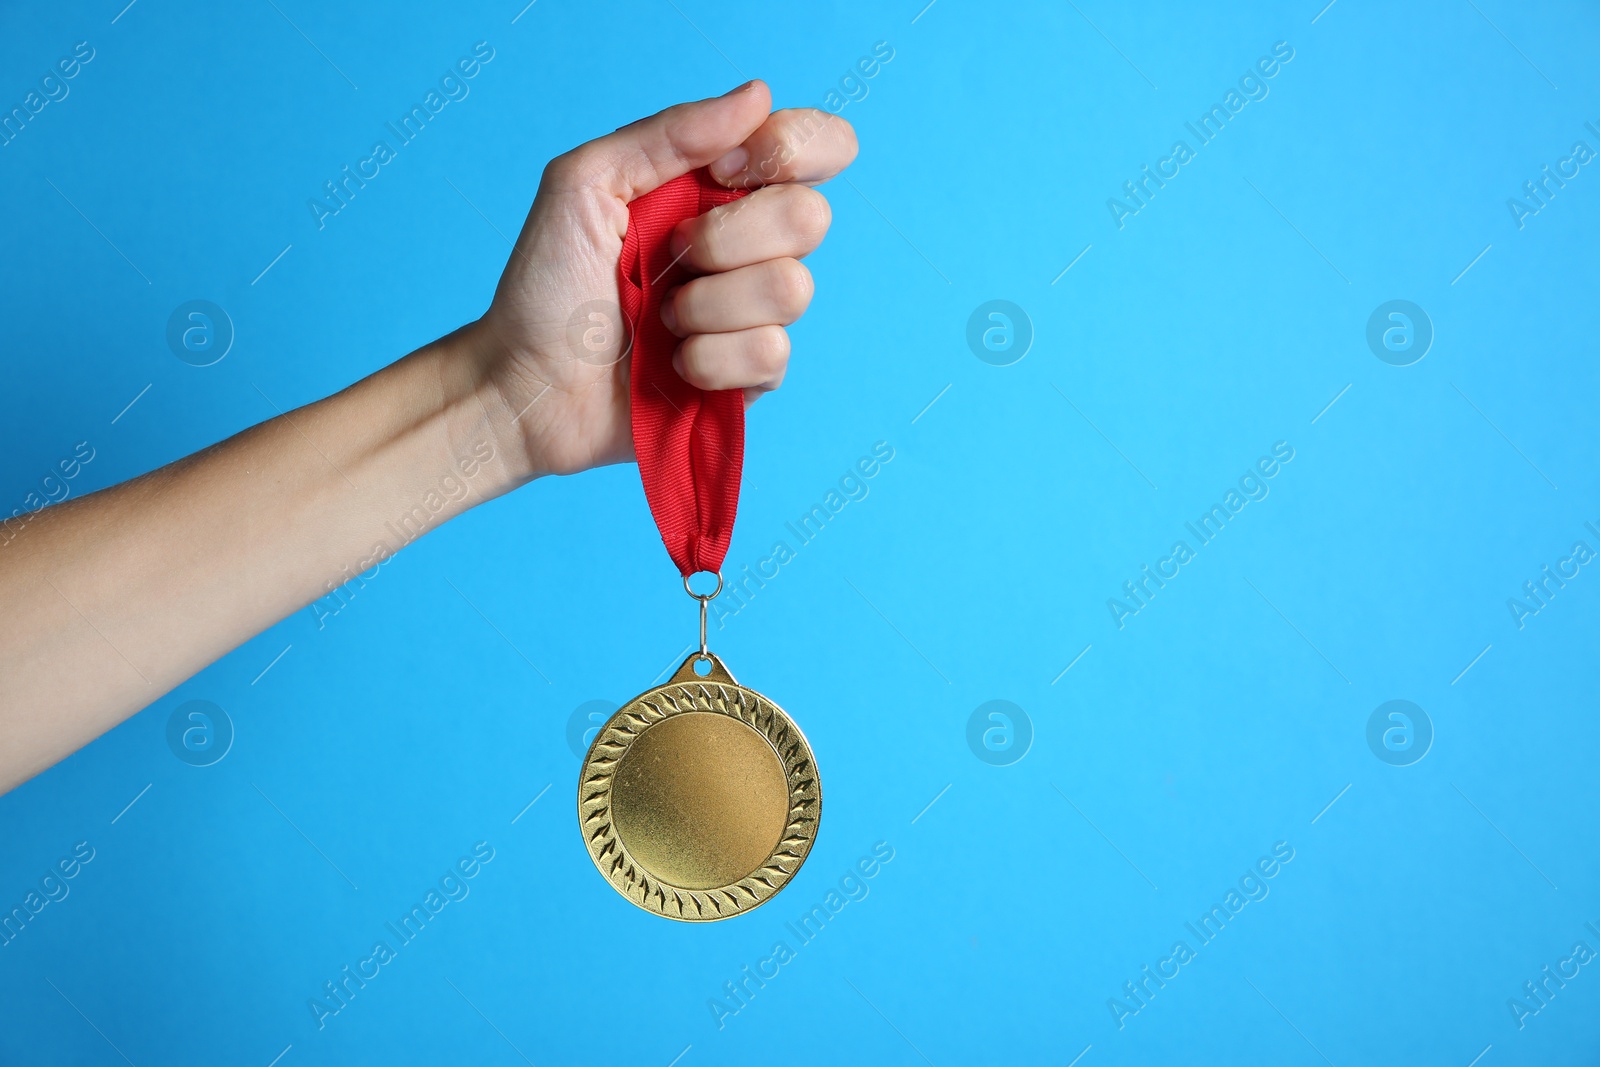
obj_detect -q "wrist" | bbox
[423,320,542,494]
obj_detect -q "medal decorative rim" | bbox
[577,652,820,922]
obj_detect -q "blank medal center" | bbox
[611,712,788,890]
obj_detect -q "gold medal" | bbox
[584,168,821,920]
[578,577,820,921]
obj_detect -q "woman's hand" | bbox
[0,81,856,792]
[465,80,858,479]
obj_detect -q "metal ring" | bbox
[682,571,723,601]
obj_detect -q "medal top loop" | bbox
[682,570,723,601]
[683,570,723,661]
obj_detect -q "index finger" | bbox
[707,108,859,189]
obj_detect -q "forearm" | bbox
[0,324,527,792]
[0,85,855,795]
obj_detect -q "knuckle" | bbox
[769,259,813,318]
[686,216,727,269]
[830,114,861,163]
[672,277,704,323]
[749,142,786,184]
[781,186,832,242]
[753,325,790,376]
[771,109,826,158]
[751,117,806,181]
[678,337,720,387]
[540,148,593,190]
[661,284,689,333]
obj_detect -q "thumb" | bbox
[549,80,772,203]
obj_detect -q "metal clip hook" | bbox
[682,572,723,659]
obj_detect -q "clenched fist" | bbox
[469,80,859,478]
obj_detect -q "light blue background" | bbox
[3,1,1599,1064]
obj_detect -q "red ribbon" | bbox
[619,169,749,578]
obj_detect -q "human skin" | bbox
[0,80,857,793]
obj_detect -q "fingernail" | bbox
[660,289,679,332]
[722,80,756,97]
[709,146,748,182]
